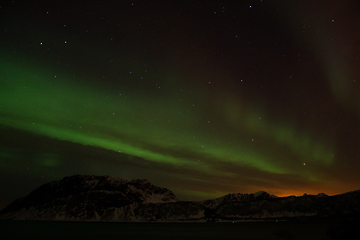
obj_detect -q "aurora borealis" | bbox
[1,0,360,209]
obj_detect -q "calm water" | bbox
[0,219,356,240]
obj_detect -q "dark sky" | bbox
[1,0,360,210]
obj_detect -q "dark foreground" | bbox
[0,219,358,240]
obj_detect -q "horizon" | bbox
[1,173,356,212]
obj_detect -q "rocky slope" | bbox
[1,175,359,222]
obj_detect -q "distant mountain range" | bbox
[1,175,359,222]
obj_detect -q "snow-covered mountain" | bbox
[1,175,359,222]
[0,175,179,221]
[201,191,277,209]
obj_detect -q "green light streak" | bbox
[219,96,334,166]
[0,51,334,180]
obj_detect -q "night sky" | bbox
[1,0,360,210]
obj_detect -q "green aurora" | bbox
[0,51,334,182]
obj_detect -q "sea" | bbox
[0,219,357,240]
